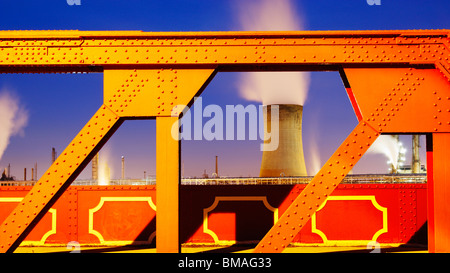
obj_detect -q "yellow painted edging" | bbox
[88,196,157,245]
[311,195,388,246]
[203,196,278,245]
[0,198,57,246]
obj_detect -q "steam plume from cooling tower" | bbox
[0,89,28,161]
[234,0,315,177]
[235,0,310,105]
[367,135,400,172]
[308,129,322,176]
[98,148,112,185]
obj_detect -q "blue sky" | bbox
[0,0,448,179]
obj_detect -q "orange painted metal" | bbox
[0,184,427,246]
[103,69,216,118]
[0,30,448,72]
[426,134,435,251]
[340,68,450,253]
[254,121,380,252]
[427,133,450,253]
[0,29,449,253]
[156,116,180,253]
[343,68,450,134]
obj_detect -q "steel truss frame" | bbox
[0,30,449,252]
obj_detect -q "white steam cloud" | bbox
[0,89,28,161]
[306,111,322,176]
[235,0,310,105]
[98,148,112,185]
[367,135,400,171]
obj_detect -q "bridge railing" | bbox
[180,174,427,185]
[0,173,426,187]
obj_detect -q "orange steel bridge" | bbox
[0,29,449,253]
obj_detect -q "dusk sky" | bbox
[0,0,448,180]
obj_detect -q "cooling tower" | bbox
[260,104,308,177]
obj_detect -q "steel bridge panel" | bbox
[344,68,450,134]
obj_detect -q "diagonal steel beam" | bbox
[254,121,380,252]
[0,105,123,253]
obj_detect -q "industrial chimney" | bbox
[260,104,308,177]
[121,156,125,179]
[52,147,56,163]
[215,155,219,177]
[412,135,421,173]
[92,153,99,181]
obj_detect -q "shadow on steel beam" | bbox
[406,220,428,246]
[179,185,293,245]
[134,216,157,246]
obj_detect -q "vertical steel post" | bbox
[426,134,435,252]
[428,133,450,252]
[156,116,180,253]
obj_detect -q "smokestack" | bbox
[31,168,34,181]
[24,168,26,181]
[215,156,218,177]
[92,153,98,181]
[52,147,56,163]
[121,156,125,179]
[34,162,37,180]
[260,104,307,177]
[412,135,421,173]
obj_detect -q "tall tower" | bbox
[412,135,421,173]
[260,104,308,177]
[51,147,56,163]
[121,156,125,179]
[215,155,219,177]
[34,162,37,180]
[92,153,99,181]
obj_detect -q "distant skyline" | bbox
[0,0,448,179]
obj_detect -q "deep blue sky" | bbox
[0,0,448,179]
